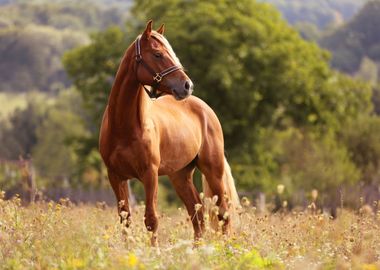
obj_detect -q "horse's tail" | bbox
[202,157,240,230]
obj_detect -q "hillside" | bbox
[320,0,380,79]
[262,0,369,29]
[0,1,129,93]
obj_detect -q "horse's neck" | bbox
[108,53,149,139]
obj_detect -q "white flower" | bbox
[118,200,125,208]
[194,203,202,211]
[212,195,218,204]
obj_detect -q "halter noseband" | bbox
[135,36,182,98]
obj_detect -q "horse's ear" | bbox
[142,20,153,39]
[157,23,165,35]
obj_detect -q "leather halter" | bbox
[135,36,182,98]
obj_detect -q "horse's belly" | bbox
[158,139,200,175]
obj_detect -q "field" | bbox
[0,193,379,270]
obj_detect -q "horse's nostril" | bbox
[184,81,190,90]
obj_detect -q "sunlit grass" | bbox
[0,192,379,269]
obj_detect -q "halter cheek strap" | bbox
[135,36,182,98]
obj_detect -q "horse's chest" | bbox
[107,138,156,178]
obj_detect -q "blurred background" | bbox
[0,0,379,213]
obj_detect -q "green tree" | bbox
[32,89,90,187]
[341,115,380,184]
[0,93,48,159]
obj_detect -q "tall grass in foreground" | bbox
[0,192,379,269]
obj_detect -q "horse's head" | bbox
[134,20,193,100]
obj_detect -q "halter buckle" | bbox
[153,73,162,83]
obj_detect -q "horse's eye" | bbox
[154,52,163,58]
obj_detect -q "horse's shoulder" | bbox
[185,96,218,117]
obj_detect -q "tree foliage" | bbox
[341,115,380,184]
[32,90,89,187]
[0,25,88,92]
[0,93,48,159]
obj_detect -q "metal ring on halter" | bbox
[134,36,182,98]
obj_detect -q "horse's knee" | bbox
[144,213,158,232]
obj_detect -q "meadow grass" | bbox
[0,192,379,270]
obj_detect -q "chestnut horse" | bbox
[99,21,239,245]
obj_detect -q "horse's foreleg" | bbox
[169,166,205,241]
[108,172,131,227]
[141,169,159,246]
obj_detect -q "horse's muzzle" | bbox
[172,79,193,100]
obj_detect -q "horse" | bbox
[99,20,240,246]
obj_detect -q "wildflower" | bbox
[199,192,204,200]
[361,264,378,270]
[311,189,318,201]
[223,212,229,220]
[68,258,85,268]
[212,195,218,205]
[282,200,288,208]
[308,202,316,210]
[194,203,202,211]
[211,206,219,215]
[277,184,285,194]
[120,211,129,219]
[241,197,250,207]
[127,253,138,267]
[118,200,125,208]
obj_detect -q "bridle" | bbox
[135,36,182,98]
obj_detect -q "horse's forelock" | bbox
[150,32,183,68]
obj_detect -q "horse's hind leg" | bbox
[196,150,230,233]
[108,171,132,226]
[169,164,205,240]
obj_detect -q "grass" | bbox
[0,192,380,270]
